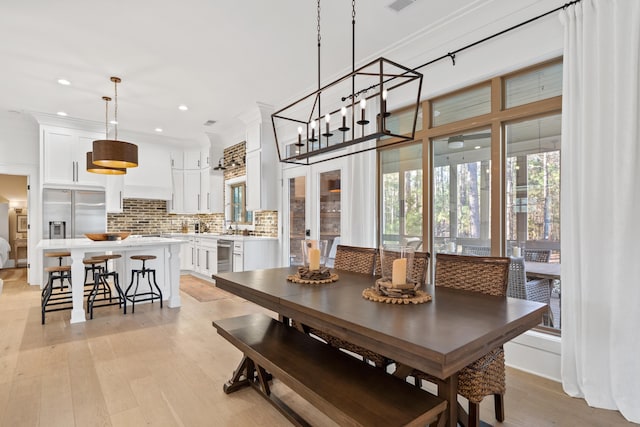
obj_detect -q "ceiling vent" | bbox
[203,120,217,126]
[388,0,416,12]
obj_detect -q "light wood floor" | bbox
[0,269,633,427]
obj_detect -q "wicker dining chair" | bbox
[297,245,390,366]
[410,253,510,427]
[523,248,551,263]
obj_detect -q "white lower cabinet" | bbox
[180,237,196,271]
[197,238,217,276]
[178,236,278,274]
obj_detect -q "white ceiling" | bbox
[1,0,506,146]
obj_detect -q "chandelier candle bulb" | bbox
[323,113,333,137]
[297,126,303,146]
[391,258,407,287]
[339,106,349,132]
[361,98,366,121]
[308,248,321,271]
[310,120,317,141]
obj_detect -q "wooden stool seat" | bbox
[131,255,156,261]
[44,265,71,273]
[45,251,71,259]
[83,258,103,265]
[92,254,122,261]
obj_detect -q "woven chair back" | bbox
[461,245,491,256]
[523,248,551,263]
[507,257,527,299]
[374,250,430,285]
[434,254,510,297]
[334,245,377,275]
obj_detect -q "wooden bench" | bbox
[213,313,447,427]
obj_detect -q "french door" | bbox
[283,161,345,266]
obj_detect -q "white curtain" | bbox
[560,0,640,423]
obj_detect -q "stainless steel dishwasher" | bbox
[217,240,233,273]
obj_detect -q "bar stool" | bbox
[41,265,72,324]
[88,254,126,319]
[83,257,108,300]
[125,255,163,313]
[44,251,71,289]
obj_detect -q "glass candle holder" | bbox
[379,245,415,287]
[301,239,328,270]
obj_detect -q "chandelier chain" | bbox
[317,0,321,44]
[352,0,355,20]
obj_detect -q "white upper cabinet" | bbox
[169,169,184,213]
[105,175,124,213]
[240,103,277,212]
[41,126,106,188]
[183,149,210,170]
[170,151,184,169]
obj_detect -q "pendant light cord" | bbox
[113,79,119,141]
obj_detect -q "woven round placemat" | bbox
[287,273,339,285]
[362,287,432,304]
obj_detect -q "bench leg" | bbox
[223,356,253,394]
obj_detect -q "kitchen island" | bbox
[37,236,187,323]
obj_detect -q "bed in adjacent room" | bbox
[0,236,10,269]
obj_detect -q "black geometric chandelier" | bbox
[271,0,422,165]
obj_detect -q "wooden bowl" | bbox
[84,232,131,241]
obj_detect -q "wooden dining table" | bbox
[213,266,547,427]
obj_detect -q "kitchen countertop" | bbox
[37,235,189,250]
[164,233,278,242]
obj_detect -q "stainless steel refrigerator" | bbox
[42,189,106,239]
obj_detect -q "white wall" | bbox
[0,110,40,283]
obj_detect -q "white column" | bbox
[69,248,86,323]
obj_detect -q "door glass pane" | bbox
[506,115,561,330]
[319,170,341,267]
[380,143,423,248]
[289,176,306,265]
[433,130,491,255]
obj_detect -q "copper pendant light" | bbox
[92,77,138,168]
[87,96,126,175]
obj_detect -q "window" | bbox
[378,58,562,333]
[433,130,491,254]
[380,143,423,246]
[230,182,252,224]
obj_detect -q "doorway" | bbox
[0,174,29,271]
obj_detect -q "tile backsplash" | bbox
[107,198,278,237]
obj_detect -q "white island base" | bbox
[37,236,187,323]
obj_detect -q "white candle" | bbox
[513,246,521,257]
[360,98,366,122]
[391,258,407,287]
[309,248,320,270]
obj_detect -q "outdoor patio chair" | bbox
[410,253,510,427]
[508,257,553,327]
[461,245,491,256]
[523,248,551,263]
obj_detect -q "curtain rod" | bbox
[413,0,582,70]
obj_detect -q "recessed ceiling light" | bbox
[110,120,118,124]
[57,79,71,86]
[178,105,188,111]
[56,111,68,116]
[155,128,163,132]
[474,145,481,150]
